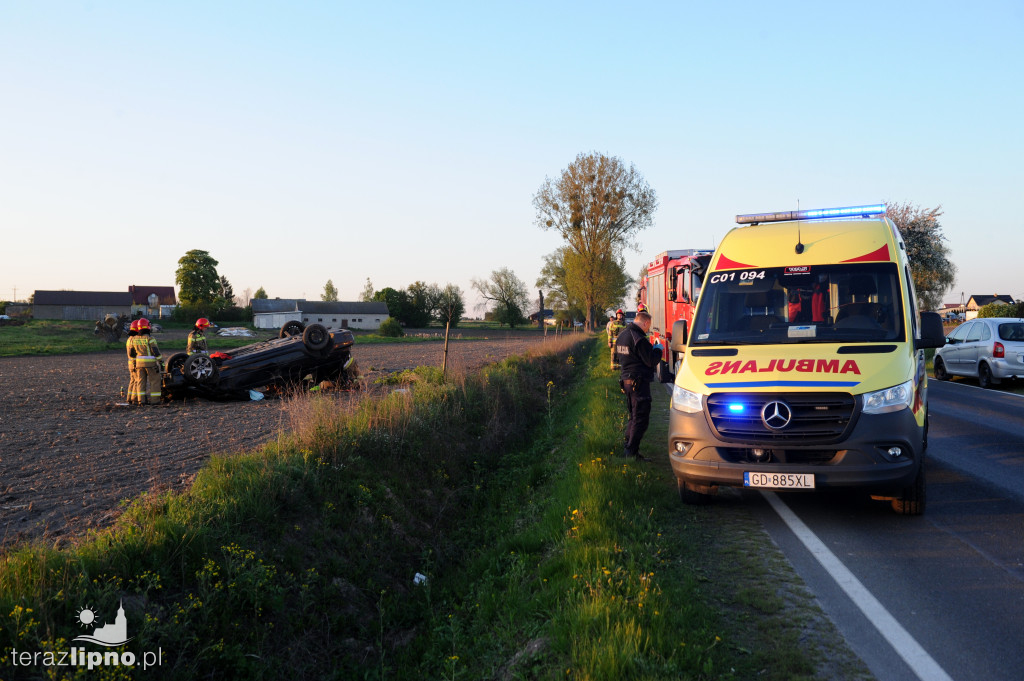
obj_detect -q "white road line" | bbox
[762,491,954,681]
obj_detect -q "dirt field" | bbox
[0,329,561,551]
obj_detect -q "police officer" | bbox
[615,310,663,461]
[187,317,212,355]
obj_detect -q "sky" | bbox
[2,1,1022,314]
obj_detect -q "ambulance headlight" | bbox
[862,379,914,414]
[672,385,703,413]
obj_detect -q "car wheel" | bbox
[280,320,305,338]
[892,460,925,515]
[184,353,219,385]
[164,352,188,378]
[978,362,995,389]
[302,323,330,351]
[677,478,715,505]
[933,356,950,381]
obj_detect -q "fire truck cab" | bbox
[638,249,713,366]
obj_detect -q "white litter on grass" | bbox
[249,390,264,401]
[413,573,428,585]
[218,327,255,337]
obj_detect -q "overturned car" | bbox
[162,321,358,400]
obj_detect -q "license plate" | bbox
[744,472,815,489]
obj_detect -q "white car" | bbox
[933,317,1024,388]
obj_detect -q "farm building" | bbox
[251,299,390,331]
[32,290,133,321]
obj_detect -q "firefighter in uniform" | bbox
[615,310,663,461]
[125,320,140,404]
[187,317,212,355]
[606,309,626,369]
[129,318,162,405]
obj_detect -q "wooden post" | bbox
[442,319,451,379]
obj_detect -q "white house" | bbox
[251,299,390,331]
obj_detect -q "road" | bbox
[744,380,1024,681]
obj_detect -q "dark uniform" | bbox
[615,321,663,459]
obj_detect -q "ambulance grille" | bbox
[706,392,856,443]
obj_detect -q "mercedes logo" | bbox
[761,401,792,430]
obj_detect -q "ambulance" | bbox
[667,204,946,514]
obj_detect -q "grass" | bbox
[0,335,869,680]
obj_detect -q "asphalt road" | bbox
[743,379,1024,681]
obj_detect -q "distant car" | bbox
[933,317,1024,388]
[161,321,357,400]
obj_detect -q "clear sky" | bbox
[2,1,1022,313]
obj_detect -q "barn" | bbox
[32,290,133,321]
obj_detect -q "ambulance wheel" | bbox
[184,353,219,385]
[302,323,330,352]
[932,357,950,381]
[892,461,925,516]
[280,320,305,338]
[677,478,715,505]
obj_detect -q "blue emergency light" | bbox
[736,204,886,225]
[728,403,745,413]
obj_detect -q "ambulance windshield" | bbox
[690,263,904,345]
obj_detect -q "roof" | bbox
[715,218,898,269]
[251,298,301,314]
[33,290,133,306]
[128,285,177,305]
[302,301,390,315]
[967,294,1015,307]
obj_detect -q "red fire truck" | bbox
[637,249,713,366]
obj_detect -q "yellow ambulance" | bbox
[667,204,946,514]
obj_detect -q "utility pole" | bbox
[12,286,16,302]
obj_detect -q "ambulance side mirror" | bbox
[670,320,688,350]
[916,312,945,350]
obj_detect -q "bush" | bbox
[378,317,404,337]
[978,301,1024,318]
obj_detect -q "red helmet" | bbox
[616,309,624,315]
[129,319,139,332]
[195,317,211,330]
[637,303,648,313]
[136,318,151,331]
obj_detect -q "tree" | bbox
[533,152,657,328]
[322,279,339,302]
[472,268,530,328]
[886,202,957,311]
[538,246,632,323]
[405,281,436,328]
[253,287,268,300]
[219,275,234,304]
[435,283,465,329]
[359,278,375,302]
[175,250,221,305]
[373,287,409,325]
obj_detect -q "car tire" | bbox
[164,352,188,379]
[183,353,219,385]
[892,460,925,515]
[933,356,950,381]
[978,362,996,389]
[302,323,330,352]
[280,321,305,338]
[677,478,715,505]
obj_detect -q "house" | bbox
[528,309,556,325]
[965,294,1016,320]
[129,285,177,317]
[32,290,133,321]
[251,299,391,331]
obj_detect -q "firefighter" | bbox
[607,309,626,369]
[187,317,212,355]
[125,320,140,404]
[129,318,162,405]
[615,310,663,461]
